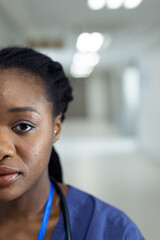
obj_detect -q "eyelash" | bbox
[12,123,34,134]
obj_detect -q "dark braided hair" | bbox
[0,46,73,183]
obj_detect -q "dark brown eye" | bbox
[13,123,33,133]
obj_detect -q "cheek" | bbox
[17,134,53,175]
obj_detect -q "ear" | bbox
[52,114,62,143]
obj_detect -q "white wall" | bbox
[139,48,160,159]
[86,72,109,121]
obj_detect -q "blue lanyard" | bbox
[38,181,55,240]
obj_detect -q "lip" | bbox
[0,167,21,187]
[0,167,20,176]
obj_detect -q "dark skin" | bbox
[0,69,68,240]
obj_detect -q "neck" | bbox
[0,169,51,222]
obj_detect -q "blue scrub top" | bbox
[51,186,145,240]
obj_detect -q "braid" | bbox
[49,147,63,183]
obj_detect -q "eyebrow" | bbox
[8,107,40,115]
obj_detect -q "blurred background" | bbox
[0,0,160,238]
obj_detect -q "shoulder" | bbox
[66,186,145,240]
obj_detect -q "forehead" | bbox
[0,69,51,112]
[0,68,43,92]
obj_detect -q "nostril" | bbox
[0,155,12,161]
[3,155,12,159]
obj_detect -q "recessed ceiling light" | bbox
[70,64,93,78]
[76,32,104,53]
[123,0,143,9]
[73,53,100,67]
[87,0,106,10]
[106,0,124,9]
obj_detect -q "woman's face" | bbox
[0,69,61,201]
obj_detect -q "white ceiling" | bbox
[0,0,160,70]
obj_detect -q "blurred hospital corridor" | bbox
[0,0,160,239]
[55,120,160,240]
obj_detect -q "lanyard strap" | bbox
[38,181,55,240]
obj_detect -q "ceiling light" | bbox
[70,64,93,78]
[106,0,124,9]
[76,33,90,52]
[76,32,104,53]
[90,32,104,52]
[73,53,100,67]
[87,0,106,10]
[123,0,143,9]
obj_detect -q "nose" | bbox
[0,138,16,161]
